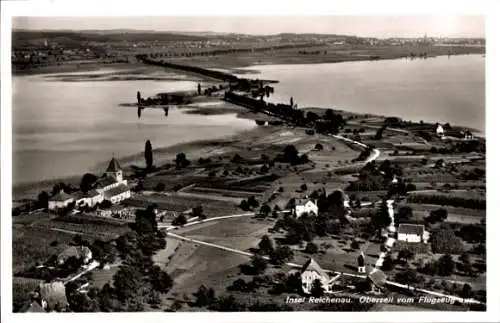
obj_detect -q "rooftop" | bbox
[398,223,425,236]
[301,257,329,279]
[58,246,92,262]
[50,190,74,202]
[103,184,130,198]
[106,157,122,173]
[368,267,387,287]
[38,281,68,309]
[97,176,119,188]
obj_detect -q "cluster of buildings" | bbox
[436,123,474,140]
[21,246,96,312]
[298,256,386,295]
[48,157,132,212]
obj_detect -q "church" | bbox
[94,157,131,204]
[50,157,131,210]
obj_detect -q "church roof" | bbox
[398,223,425,236]
[106,157,122,173]
[50,190,74,202]
[96,176,119,188]
[103,184,130,198]
[300,258,328,279]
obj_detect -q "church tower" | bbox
[105,157,123,182]
[357,251,366,274]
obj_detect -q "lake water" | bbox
[13,55,485,184]
[12,70,256,184]
[242,55,485,132]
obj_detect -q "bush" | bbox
[430,228,464,254]
[172,214,187,226]
[304,242,319,254]
[154,182,166,192]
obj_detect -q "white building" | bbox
[57,246,93,265]
[293,198,318,218]
[436,124,445,137]
[73,189,103,208]
[300,258,330,294]
[48,190,74,210]
[397,223,429,243]
[95,157,131,204]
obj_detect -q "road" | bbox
[167,227,484,305]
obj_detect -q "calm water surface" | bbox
[13,70,255,184]
[13,55,485,184]
[242,55,485,132]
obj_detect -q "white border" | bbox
[1,1,499,323]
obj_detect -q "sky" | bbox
[12,16,485,38]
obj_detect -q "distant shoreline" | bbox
[12,47,484,77]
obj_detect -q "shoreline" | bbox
[12,49,484,77]
[12,53,485,199]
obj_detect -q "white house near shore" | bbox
[436,124,445,137]
[293,198,318,218]
[48,157,131,211]
[397,223,429,243]
[300,258,331,294]
[48,190,75,210]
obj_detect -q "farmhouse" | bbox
[397,223,429,243]
[293,197,318,218]
[300,257,330,294]
[48,190,74,210]
[57,246,92,265]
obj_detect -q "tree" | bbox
[459,283,473,299]
[310,279,324,297]
[193,285,216,307]
[175,153,189,168]
[172,214,187,226]
[251,255,268,274]
[145,140,153,170]
[37,190,49,209]
[192,205,205,219]
[100,199,112,209]
[258,235,274,255]
[305,242,318,254]
[396,206,413,222]
[372,200,391,231]
[197,83,201,95]
[154,182,165,192]
[149,265,173,293]
[398,249,414,263]
[113,265,142,301]
[283,145,299,164]
[259,204,271,218]
[270,246,294,265]
[381,254,394,271]
[80,173,98,193]
[350,240,360,250]
[437,254,455,276]
[314,143,324,151]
